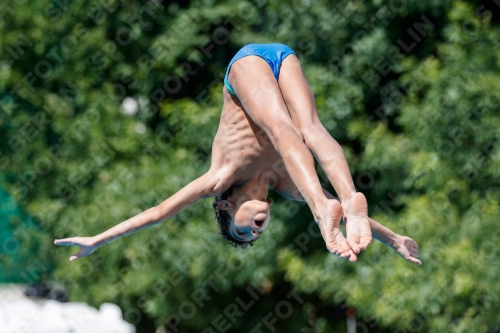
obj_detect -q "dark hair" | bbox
[213,185,258,248]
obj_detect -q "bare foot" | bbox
[344,192,372,253]
[318,199,357,262]
[393,235,421,265]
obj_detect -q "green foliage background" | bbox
[1,0,500,332]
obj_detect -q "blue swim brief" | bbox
[223,43,296,95]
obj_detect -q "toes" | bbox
[347,250,357,262]
[328,246,342,256]
[333,244,351,259]
[334,247,357,262]
[347,240,361,254]
[340,249,355,261]
[330,244,351,258]
[362,237,372,249]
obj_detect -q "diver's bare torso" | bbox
[210,86,295,192]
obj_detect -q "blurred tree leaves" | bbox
[2,0,500,332]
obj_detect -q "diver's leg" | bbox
[277,54,371,252]
[228,55,356,260]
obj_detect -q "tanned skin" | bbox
[55,55,421,265]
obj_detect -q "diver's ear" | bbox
[267,198,273,205]
[219,200,234,210]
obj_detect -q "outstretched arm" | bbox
[54,172,218,261]
[367,217,421,265]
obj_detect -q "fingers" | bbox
[69,251,83,261]
[407,256,422,266]
[411,248,420,258]
[54,237,88,262]
[54,238,77,246]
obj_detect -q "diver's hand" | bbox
[393,235,421,266]
[54,236,99,261]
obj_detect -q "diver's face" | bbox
[222,198,273,242]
